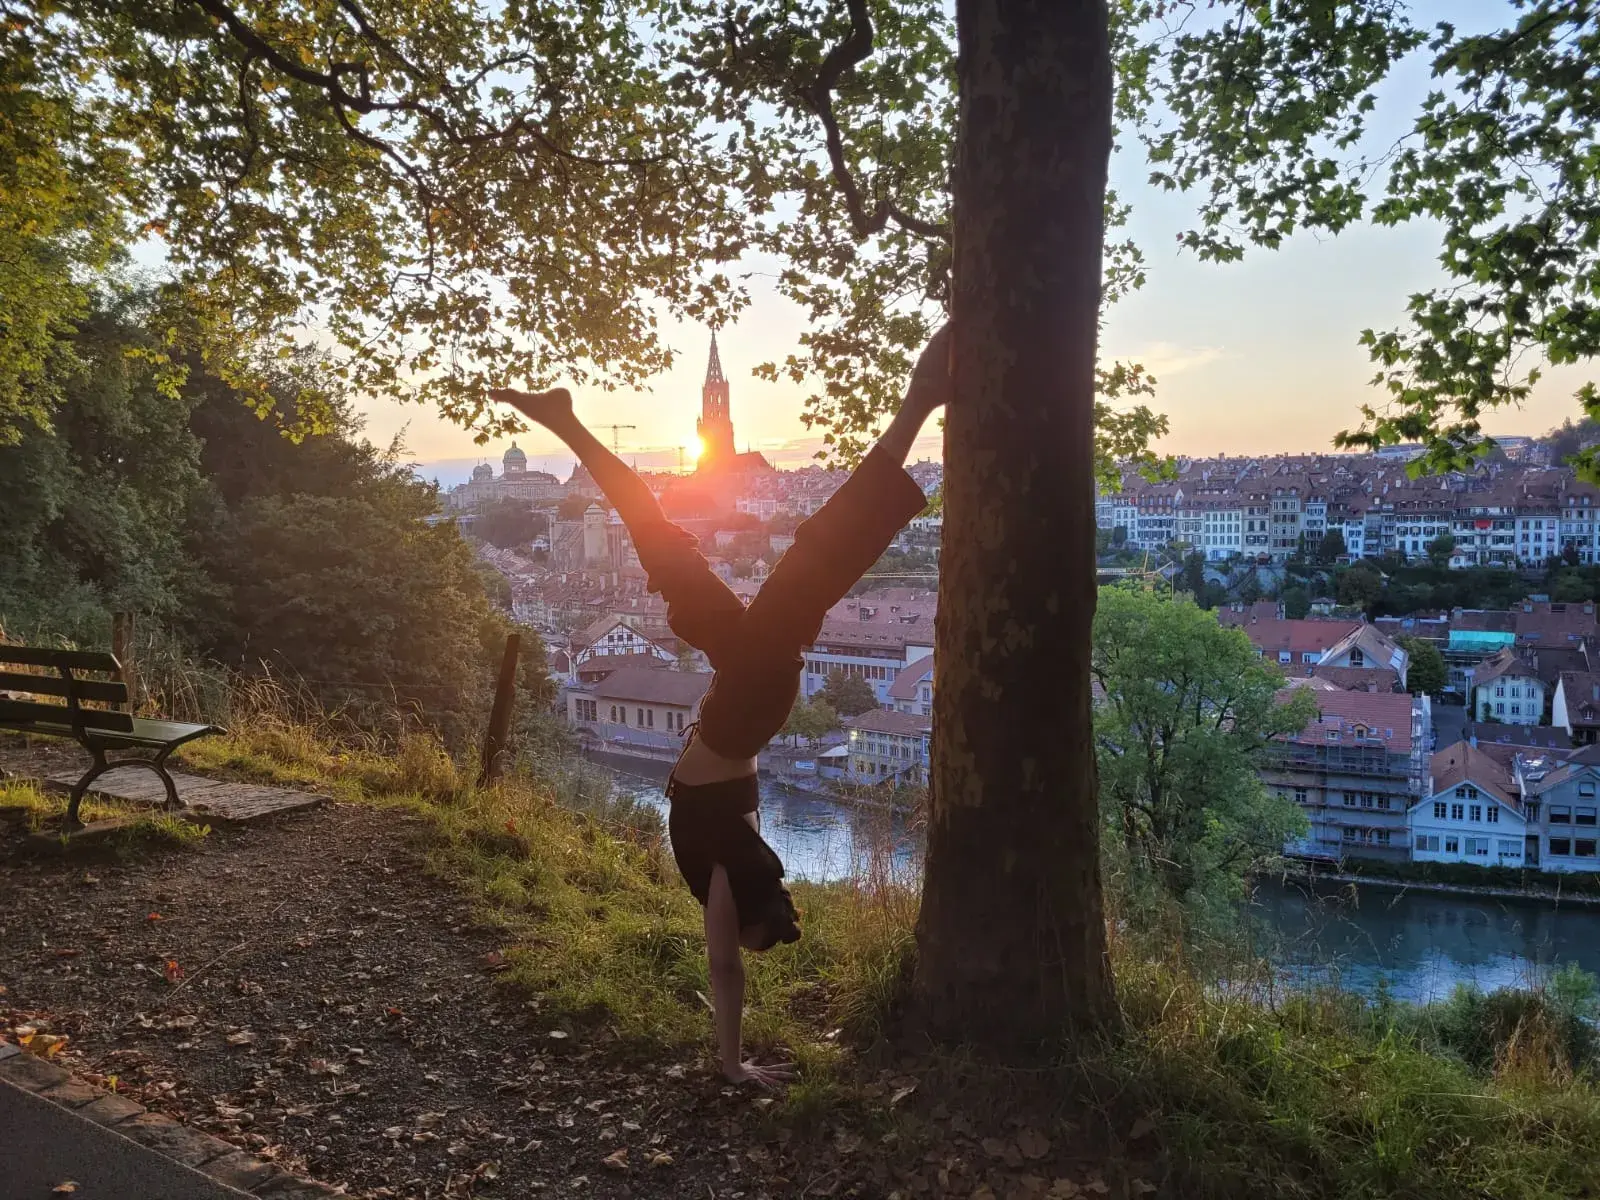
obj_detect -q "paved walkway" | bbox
[43,769,327,824]
[1,1014,336,1200]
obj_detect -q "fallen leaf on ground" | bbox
[164,960,183,983]
[1017,1128,1051,1160]
[482,951,505,969]
[147,913,162,922]
[1047,1182,1080,1199]
[648,1152,673,1168]
[890,1084,917,1106]
[226,1030,257,1047]
[51,1183,78,1194]
[1130,1181,1158,1196]
[55,948,80,958]
[602,1147,629,1172]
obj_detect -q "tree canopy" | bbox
[819,670,878,718]
[1093,587,1317,907]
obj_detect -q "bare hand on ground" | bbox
[724,1060,795,1090]
[489,386,573,426]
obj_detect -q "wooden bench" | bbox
[0,644,223,827]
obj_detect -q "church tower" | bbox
[696,331,737,469]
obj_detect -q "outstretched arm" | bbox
[705,864,792,1089]
[874,322,953,465]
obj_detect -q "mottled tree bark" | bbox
[912,0,1115,1046]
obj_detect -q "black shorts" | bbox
[666,774,800,947]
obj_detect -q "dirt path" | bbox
[1,800,810,1199]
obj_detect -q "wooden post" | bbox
[478,633,522,787]
[110,612,137,714]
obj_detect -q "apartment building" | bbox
[803,621,935,709]
[1513,749,1600,871]
[1411,743,1529,867]
[567,666,711,753]
[844,709,932,786]
[1470,646,1547,725]
[1267,687,1431,862]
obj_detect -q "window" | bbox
[1302,652,1316,664]
[1454,786,1468,798]
[646,709,655,728]
[1496,686,1505,697]
[1579,840,1599,858]
[1580,807,1599,826]
[1279,651,1291,664]
[1294,787,1308,804]
[1582,783,1597,798]
[1450,803,1464,821]
[574,699,598,722]
[1498,840,1522,858]
[1511,704,1521,716]
[617,707,627,726]
[1360,794,1375,809]
[1445,836,1459,854]
[1344,792,1358,808]
[1486,806,1499,824]
[1342,827,1358,842]
[1375,830,1391,846]
[1552,805,1573,824]
[1433,801,1447,819]
[1465,837,1489,857]
[1377,797,1391,811]
[1510,686,1522,699]
[1469,805,1483,822]
[1551,838,1572,856]
[1496,702,1506,715]
[637,708,645,725]
[1415,834,1440,852]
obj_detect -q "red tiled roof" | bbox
[1473,646,1539,686]
[1430,741,1517,808]
[846,709,933,736]
[1513,600,1598,646]
[889,655,934,702]
[588,666,711,707]
[1231,618,1362,656]
[1559,671,1600,727]
[1282,688,1416,752]
[1311,665,1400,692]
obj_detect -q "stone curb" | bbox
[0,1040,341,1197]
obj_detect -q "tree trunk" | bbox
[912,0,1115,1047]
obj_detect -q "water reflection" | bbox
[1250,877,1600,1002]
[603,763,923,884]
[594,756,1600,1001]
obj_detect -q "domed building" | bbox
[447,447,564,511]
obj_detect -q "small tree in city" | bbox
[1317,530,1347,565]
[1396,636,1447,698]
[782,698,839,748]
[1337,562,1385,612]
[1427,533,1457,570]
[820,670,878,718]
[1093,588,1319,910]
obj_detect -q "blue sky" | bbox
[349,1,1591,484]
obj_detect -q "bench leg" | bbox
[66,750,112,829]
[65,751,184,827]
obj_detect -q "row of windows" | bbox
[1550,838,1599,858]
[1415,834,1521,857]
[1341,828,1393,845]
[1490,685,1534,698]
[805,659,897,681]
[1549,805,1599,825]
[603,704,685,731]
[1432,800,1501,823]
[574,699,598,721]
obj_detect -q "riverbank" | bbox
[1280,859,1600,908]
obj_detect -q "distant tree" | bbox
[473,561,513,611]
[475,498,547,549]
[1478,698,1494,723]
[556,494,597,521]
[1337,562,1385,612]
[1396,636,1446,697]
[1096,528,1113,558]
[1238,572,1262,605]
[1199,581,1229,611]
[1111,525,1127,548]
[1427,533,1457,570]
[782,697,839,748]
[1316,530,1347,565]
[820,670,878,718]
[1551,570,1598,604]
[1280,585,1311,620]
[1093,589,1319,904]
[1181,551,1206,597]
[1563,541,1583,568]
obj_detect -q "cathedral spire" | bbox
[705,330,725,385]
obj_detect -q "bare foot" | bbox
[489,386,574,428]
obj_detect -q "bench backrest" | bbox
[0,645,133,734]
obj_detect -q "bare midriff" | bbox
[672,730,759,786]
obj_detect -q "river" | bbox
[601,759,1600,1003]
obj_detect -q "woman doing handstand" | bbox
[491,327,950,1087]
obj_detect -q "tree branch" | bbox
[801,0,948,243]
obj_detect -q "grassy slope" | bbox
[137,721,1600,1198]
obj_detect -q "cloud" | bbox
[1106,341,1228,380]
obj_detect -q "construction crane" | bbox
[596,424,636,453]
